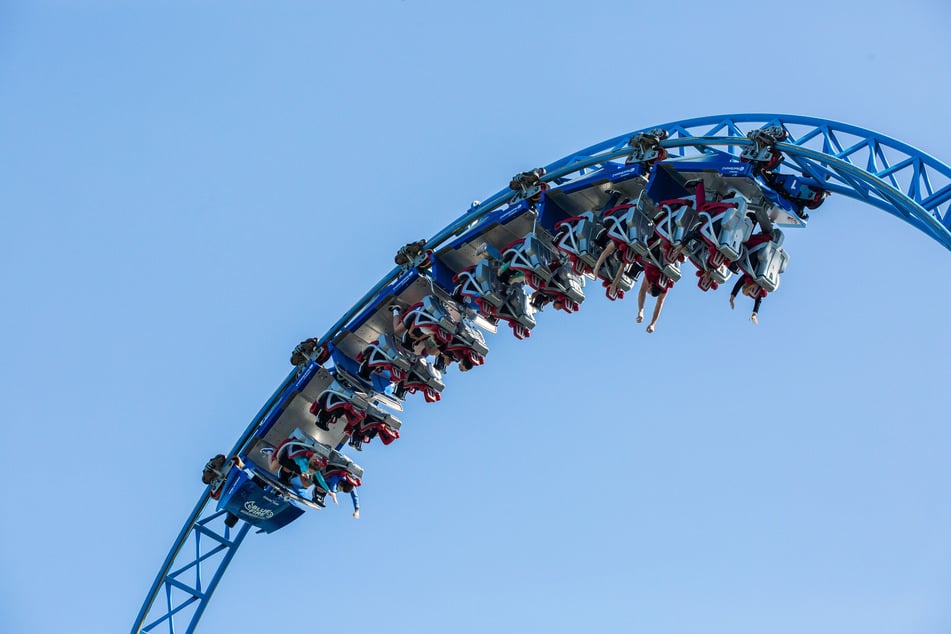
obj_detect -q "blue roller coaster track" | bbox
[132,114,951,633]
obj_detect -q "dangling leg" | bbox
[636,277,648,323]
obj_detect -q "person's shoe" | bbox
[224,513,239,528]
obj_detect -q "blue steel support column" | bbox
[132,371,298,634]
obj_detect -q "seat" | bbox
[309,379,370,430]
[495,283,536,339]
[454,254,535,340]
[684,239,733,291]
[286,429,334,459]
[501,233,557,290]
[453,260,505,317]
[531,265,586,313]
[349,409,402,450]
[358,333,412,382]
[603,192,657,262]
[654,198,695,249]
[442,319,489,368]
[768,173,829,211]
[554,211,605,275]
[325,450,365,486]
[698,198,754,264]
[401,295,457,346]
[641,238,682,284]
[396,357,445,403]
[737,229,788,292]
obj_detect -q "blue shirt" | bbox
[291,456,329,491]
[324,473,360,511]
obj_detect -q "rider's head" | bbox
[306,453,325,472]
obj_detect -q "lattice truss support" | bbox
[136,510,250,633]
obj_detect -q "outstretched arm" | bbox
[729,277,744,309]
[312,470,331,494]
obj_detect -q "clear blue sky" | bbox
[2,2,951,633]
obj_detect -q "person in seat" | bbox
[727,230,775,325]
[592,239,643,299]
[324,473,360,519]
[729,275,766,325]
[636,262,671,334]
[391,304,444,359]
[267,440,331,505]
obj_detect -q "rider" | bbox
[267,439,331,505]
[324,473,361,519]
[592,239,643,298]
[727,230,775,325]
[636,262,671,334]
[729,275,766,325]
[391,304,442,358]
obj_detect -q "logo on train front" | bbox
[243,500,275,519]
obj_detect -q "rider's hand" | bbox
[729,295,735,310]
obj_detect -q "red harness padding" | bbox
[642,262,673,291]
[354,420,401,446]
[324,468,362,488]
[744,233,772,249]
[309,392,367,426]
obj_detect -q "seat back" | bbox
[327,450,365,481]
[288,429,334,461]
[498,283,536,330]
[714,205,754,261]
[503,232,555,282]
[753,242,789,292]
[555,211,602,268]
[448,319,489,357]
[656,202,699,247]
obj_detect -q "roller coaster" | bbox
[132,114,951,633]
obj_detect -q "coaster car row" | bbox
[205,124,828,532]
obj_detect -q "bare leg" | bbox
[592,241,615,279]
[636,277,647,323]
[609,265,625,296]
[647,290,668,333]
[391,307,404,334]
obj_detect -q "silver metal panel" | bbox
[436,212,538,273]
[546,174,647,215]
[665,170,804,228]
